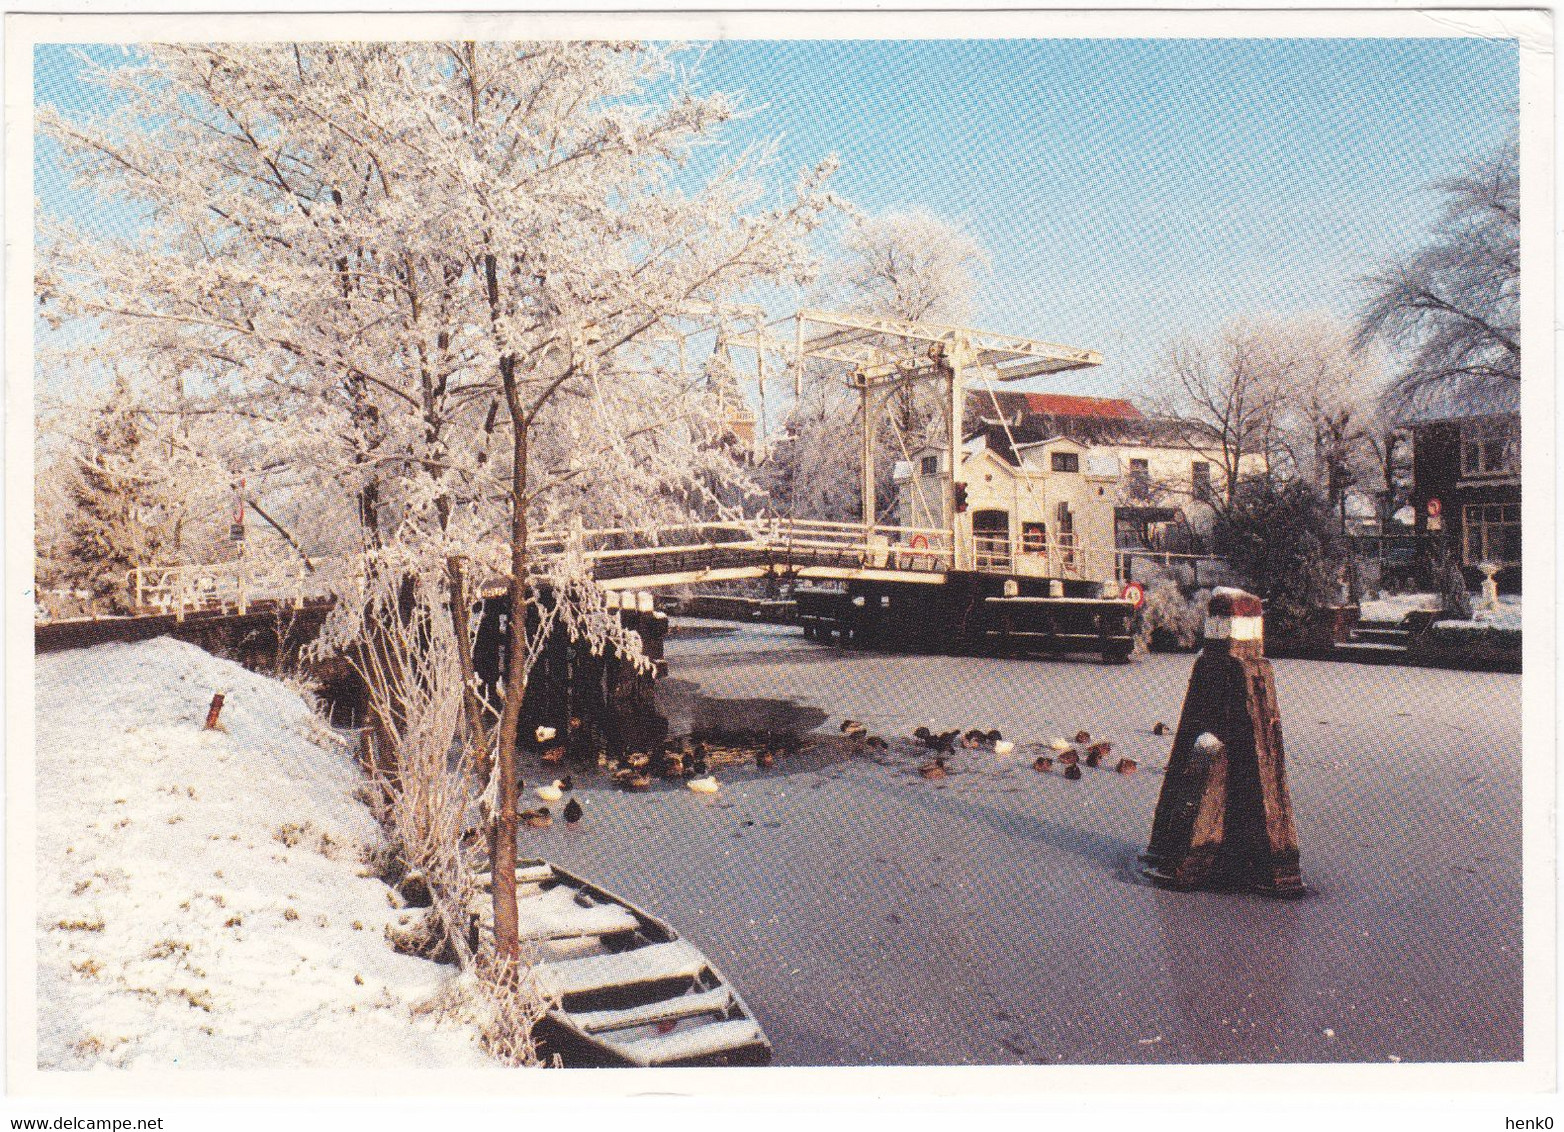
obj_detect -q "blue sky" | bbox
[35,37,1518,401]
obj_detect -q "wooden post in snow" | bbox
[1141,587,1304,897]
[203,692,226,731]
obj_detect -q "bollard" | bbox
[1141,587,1304,897]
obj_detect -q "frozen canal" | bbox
[529,619,1523,1066]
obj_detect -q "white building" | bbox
[891,394,1267,580]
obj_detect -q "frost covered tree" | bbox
[48,376,181,611]
[1357,136,1520,415]
[831,208,988,326]
[40,42,836,985]
[1267,315,1386,520]
[771,208,988,524]
[1153,314,1386,521]
[1151,317,1293,512]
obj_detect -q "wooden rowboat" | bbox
[470,859,771,1068]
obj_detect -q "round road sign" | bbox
[1123,581,1146,609]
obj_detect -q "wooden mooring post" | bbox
[1141,587,1305,897]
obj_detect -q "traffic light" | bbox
[953,482,969,513]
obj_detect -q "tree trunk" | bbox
[490,355,528,967]
[446,556,489,781]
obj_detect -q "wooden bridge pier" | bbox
[472,591,670,765]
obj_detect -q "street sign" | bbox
[1123,581,1146,609]
[1427,498,1442,518]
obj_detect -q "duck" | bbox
[913,726,959,752]
[1047,737,1074,753]
[1057,749,1079,768]
[985,728,1004,745]
[661,753,686,779]
[540,745,566,766]
[755,748,776,770]
[687,775,720,794]
[625,752,651,771]
[521,806,552,829]
[1074,730,1092,745]
[535,725,557,745]
[919,757,948,780]
[621,772,653,793]
[1033,755,1054,773]
[864,735,889,751]
[563,797,584,824]
[1152,722,1169,736]
[1114,758,1138,775]
[841,720,868,741]
[690,753,709,776]
[1088,740,1113,760]
[534,778,569,803]
[963,729,988,749]
[1063,764,1083,781]
[993,739,1015,757]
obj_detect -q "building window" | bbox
[1192,461,1212,496]
[1021,521,1047,553]
[1051,451,1079,473]
[1461,417,1519,478]
[1463,503,1520,565]
[1127,457,1151,498]
[919,455,939,477]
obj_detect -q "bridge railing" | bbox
[127,558,326,620]
[126,518,963,614]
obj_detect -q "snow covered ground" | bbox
[35,637,489,1071]
[1358,592,1442,623]
[1441,594,1523,633]
[1361,591,1523,633]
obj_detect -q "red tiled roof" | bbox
[1020,393,1141,419]
[978,391,1143,420]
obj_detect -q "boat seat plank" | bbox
[472,864,556,889]
[516,885,640,940]
[602,1018,765,1067]
[467,884,640,941]
[535,939,707,998]
[570,986,734,1034]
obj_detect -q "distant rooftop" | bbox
[1396,379,1520,426]
[973,391,1143,421]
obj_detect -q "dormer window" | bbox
[1050,451,1079,473]
[1461,417,1518,478]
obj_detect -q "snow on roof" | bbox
[1396,379,1520,426]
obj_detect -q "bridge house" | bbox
[892,393,1266,581]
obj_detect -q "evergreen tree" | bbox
[60,380,168,612]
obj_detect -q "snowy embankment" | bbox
[36,637,489,1070]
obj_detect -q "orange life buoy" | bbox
[910,534,929,550]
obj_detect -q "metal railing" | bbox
[1114,549,1230,586]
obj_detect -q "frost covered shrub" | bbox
[1431,536,1472,620]
[1214,478,1347,635]
[1138,583,1209,653]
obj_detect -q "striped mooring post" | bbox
[1141,587,1305,897]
